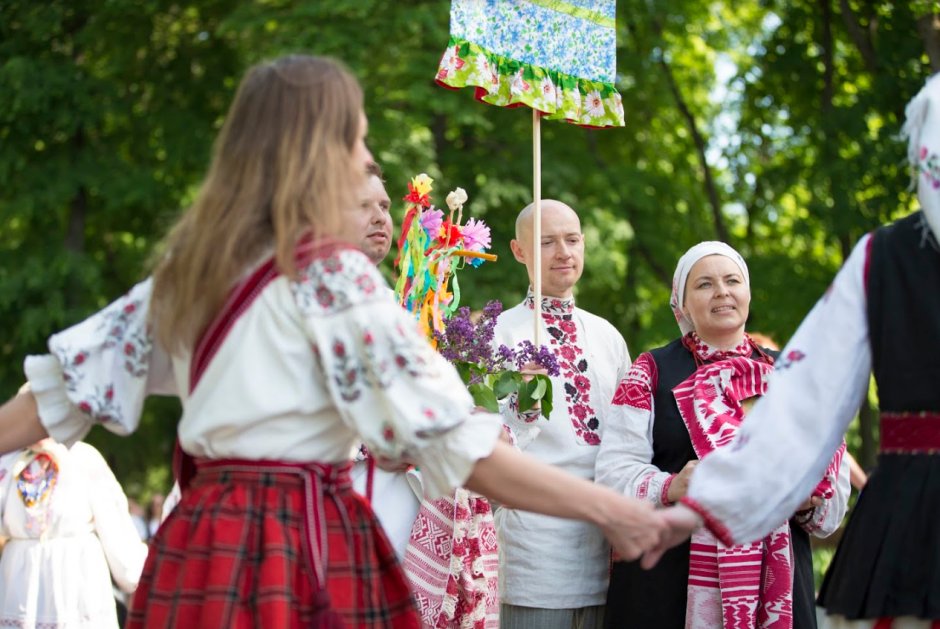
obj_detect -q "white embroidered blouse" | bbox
[684,235,871,545]
[492,292,631,608]
[0,441,148,628]
[23,248,502,499]
[596,333,850,538]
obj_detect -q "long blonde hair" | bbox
[151,55,363,352]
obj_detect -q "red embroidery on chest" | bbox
[544,313,600,446]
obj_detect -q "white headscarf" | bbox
[902,72,940,241]
[670,241,750,335]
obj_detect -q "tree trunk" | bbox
[839,0,878,74]
[65,128,87,309]
[647,14,729,244]
[917,13,940,73]
[657,54,729,244]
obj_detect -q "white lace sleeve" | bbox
[595,353,675,506]
[290,248,501,498]
[23,278,177,446]
[686,235,872,545]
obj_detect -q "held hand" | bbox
[518,361,548,412]
[374,455,412,474]
[666,460,699,503]
[519,361,548,381]
[794,495,824,524]
[796,495,824,513]
[640,503,703,569]
[599,496,667,562]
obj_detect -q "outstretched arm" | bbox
[0,388,48,455]
[466,440,666,562]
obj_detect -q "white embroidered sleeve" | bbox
[686,235,872,545]
[78,442,149,592]
[23,278,177,446]
[595,353,673,506]
[291,249,502,498]
[803,445,852,537]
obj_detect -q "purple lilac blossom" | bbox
[512,340,561,376]
[436,299,558,379]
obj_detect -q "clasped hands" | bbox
[634,488,827,570]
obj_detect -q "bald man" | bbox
[493,200,631,629]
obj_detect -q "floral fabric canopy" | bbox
[436,0,623,128]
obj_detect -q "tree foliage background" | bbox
[1,1,938,509]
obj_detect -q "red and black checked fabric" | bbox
[127,460,421,629]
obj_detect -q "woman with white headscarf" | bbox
[642,75,940,629]
[595,242,850,629]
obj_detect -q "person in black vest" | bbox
[644,74,940,629]
[596,240,850,629]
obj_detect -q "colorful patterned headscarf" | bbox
[670,241,750,335]
[902,73,940,241]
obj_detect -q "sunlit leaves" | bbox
[1,0,932,497]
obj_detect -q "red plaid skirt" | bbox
[126,459,421,629]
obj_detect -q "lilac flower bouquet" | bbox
[434,301,559,419]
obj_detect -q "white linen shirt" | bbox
[492,294,630,608]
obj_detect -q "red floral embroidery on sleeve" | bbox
[98,296,151,378]
[292,249,386,316]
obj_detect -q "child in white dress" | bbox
[0,438,148,629]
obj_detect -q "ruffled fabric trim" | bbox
[23,355,94,446]
[435,36,624,128]
[411,411,502,500]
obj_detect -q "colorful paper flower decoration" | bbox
[394,174,496,342]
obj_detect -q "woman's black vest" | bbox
[867,211,940,413]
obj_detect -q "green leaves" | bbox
[517,374,553,418]
[492,370,518,398]
[467,383,499,413]
[454,363,553,420]
[0,0,240,497]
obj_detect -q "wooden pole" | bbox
[532,109,542,346]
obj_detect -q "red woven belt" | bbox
[880,412,940,453]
